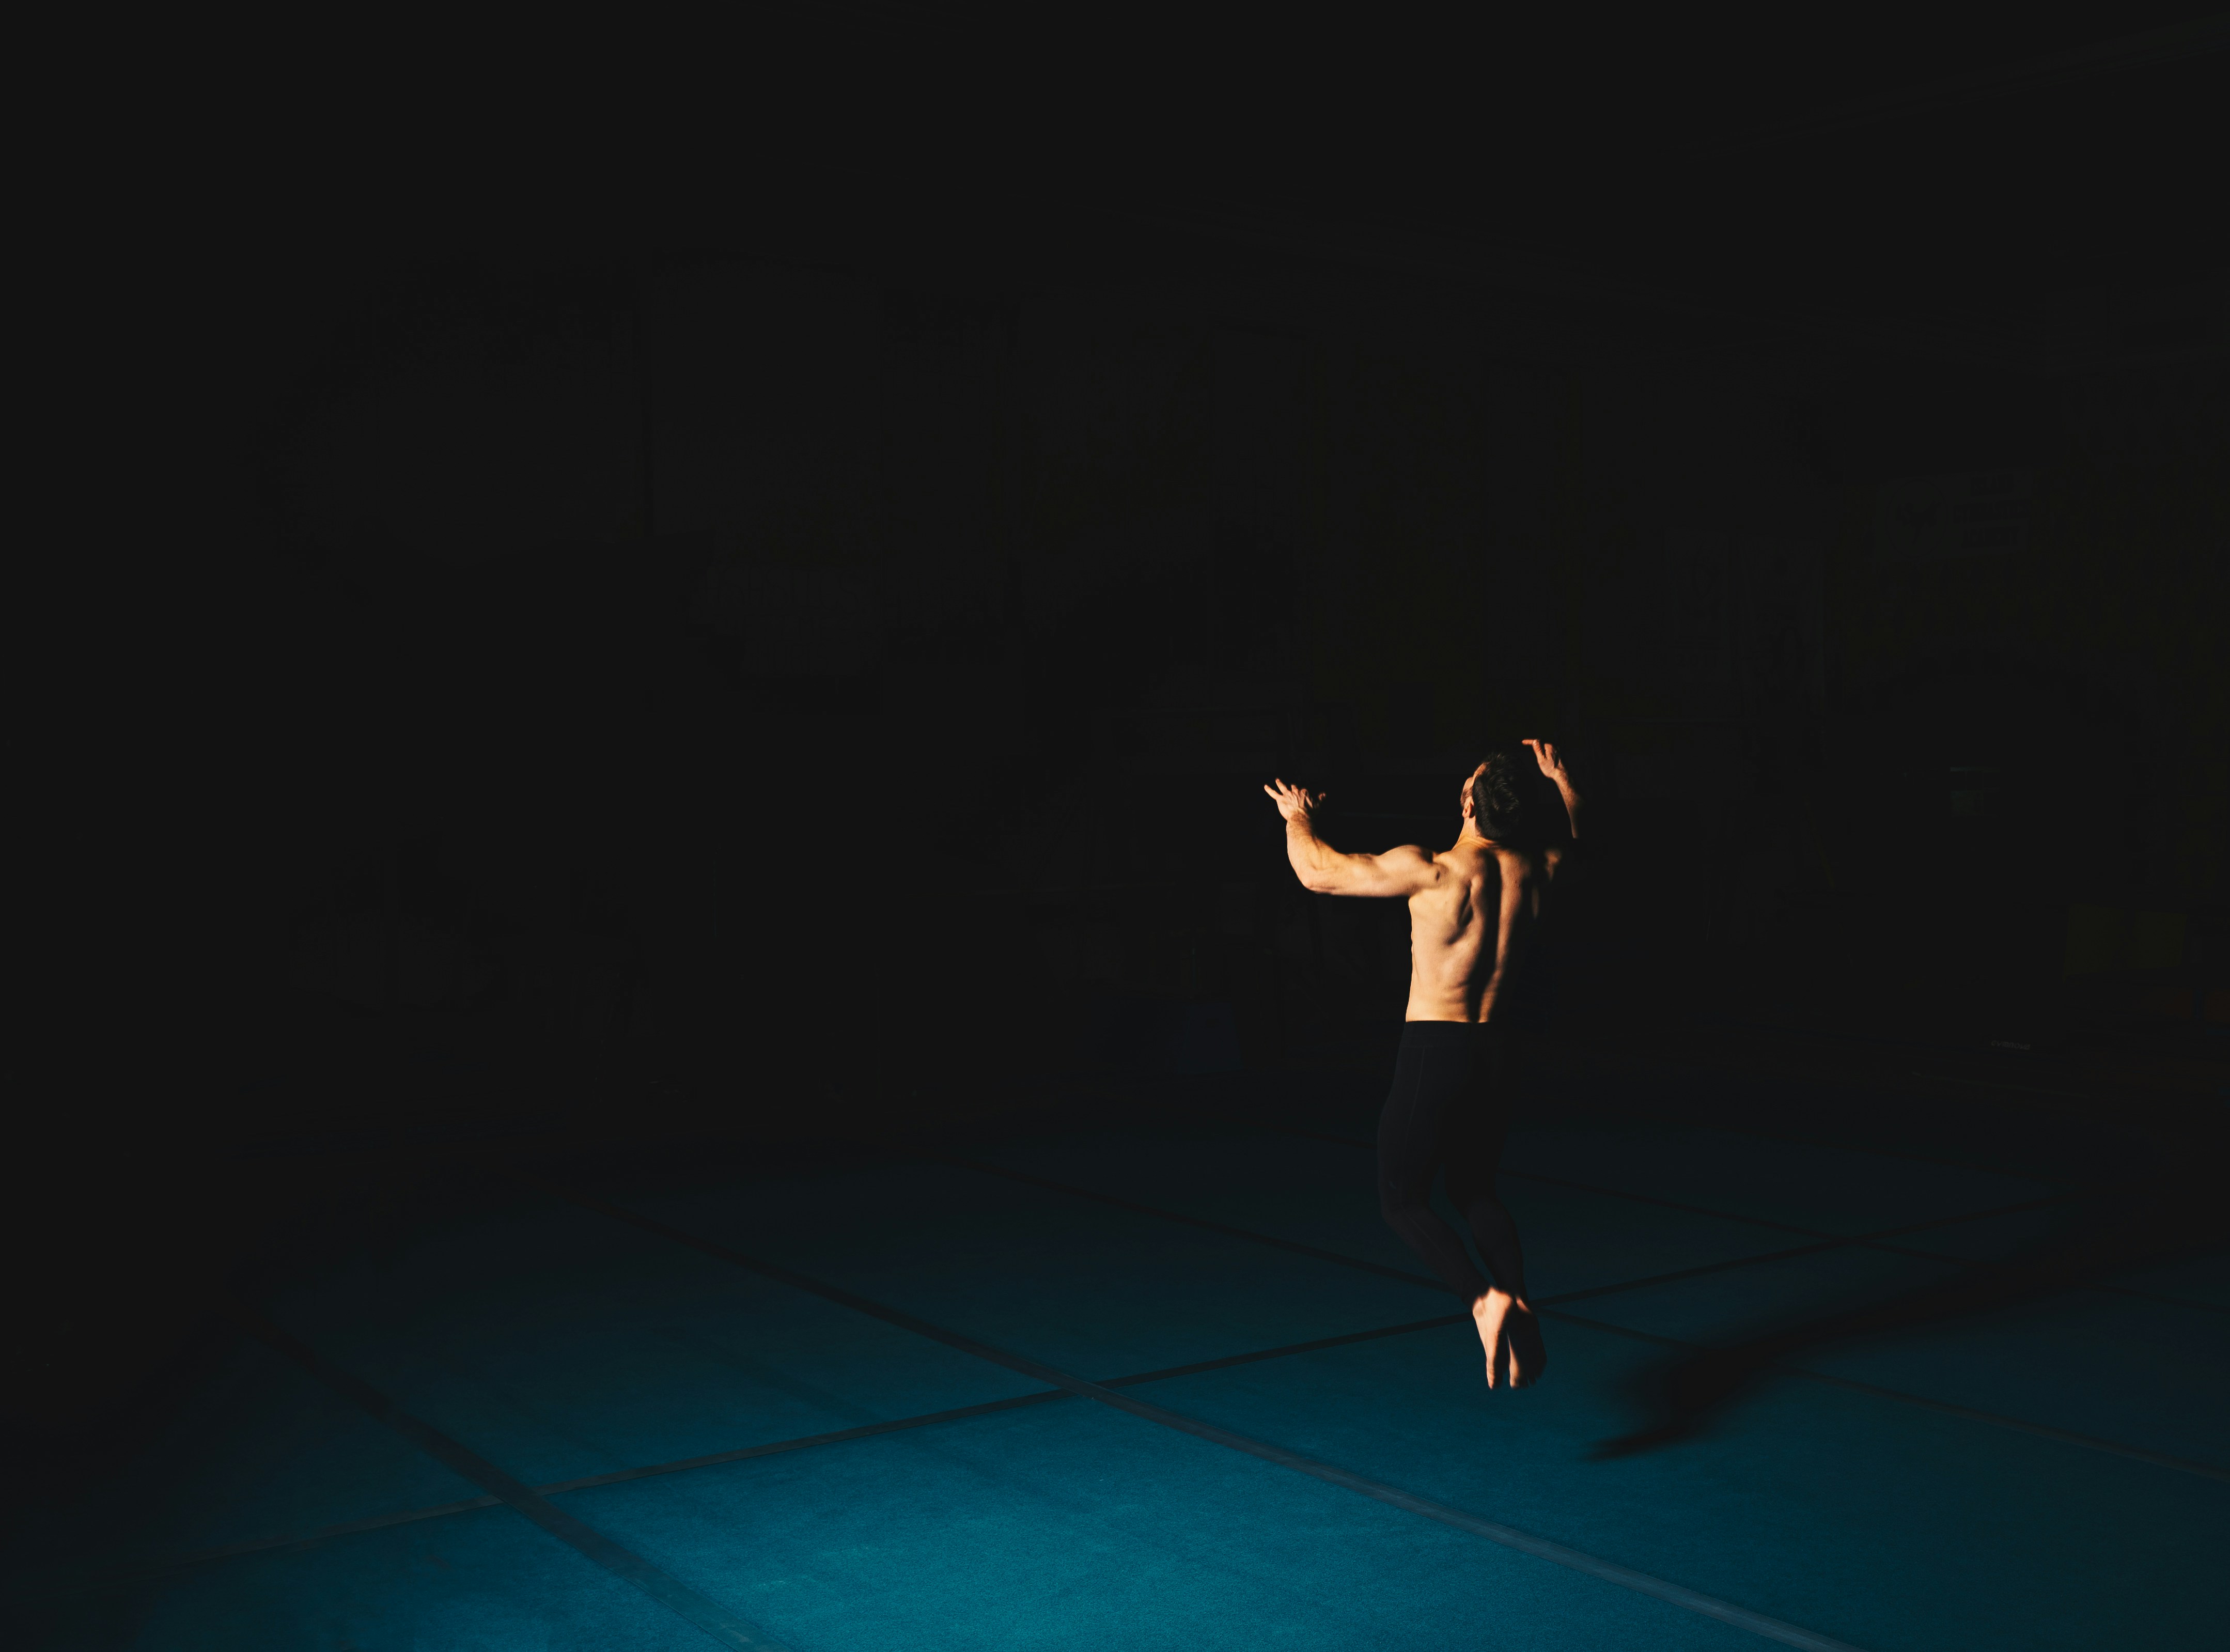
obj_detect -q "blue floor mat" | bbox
[615,1162,1462,1376]
[29,1099,2223,1652]
[972,1122,2227,1474]
[259,1196,1053,1490]
[14,1338,484,1580]
[1795,1289,2230,1468]
[1556,1244,1967,1346]
[1140,1316,2230,1652]
[17,1502,716,1652]
[557,1394,1767,1652]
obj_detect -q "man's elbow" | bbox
[1297,870,1343,895]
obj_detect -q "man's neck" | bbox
[1453,826,1496,851]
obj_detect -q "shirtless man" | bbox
[1265,740,1581,1388]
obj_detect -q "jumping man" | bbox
[1265,741,1581,1387]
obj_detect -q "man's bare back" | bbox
[1266,740,1578,1023]
[1266,741,1582,1387]
[1401,835,1554,1023]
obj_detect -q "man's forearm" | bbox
[1285,817,1340,886]
[1552,778,1583,840]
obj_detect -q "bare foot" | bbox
[1505,1304,1548,1388]
[1473,1290,1547,1389]
[1473,1289,1515,1387]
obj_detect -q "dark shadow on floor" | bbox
[1594,1159,2230,1459]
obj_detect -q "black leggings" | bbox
[1377,1021,1527,1303]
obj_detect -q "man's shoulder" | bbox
[1479,841,1553,880]
[1438,842,1506,877]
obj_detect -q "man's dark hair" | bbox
[1468,750,1528,839]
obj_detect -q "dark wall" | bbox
[215,223,2226,1151]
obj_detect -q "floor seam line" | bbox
[215,1300,797,1652]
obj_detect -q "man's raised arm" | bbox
[1523,739,1583,872]
[1264,778,1441,897]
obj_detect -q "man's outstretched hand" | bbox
[1522,739,1568,785]
[1264,778,1325,824]
[1524,740,1583,845]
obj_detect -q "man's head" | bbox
[1462,750,1528,840]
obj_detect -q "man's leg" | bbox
[1444,1027,1525,1293]
[1445,1026,1546,1386]
[1377,1024,1493,1304]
